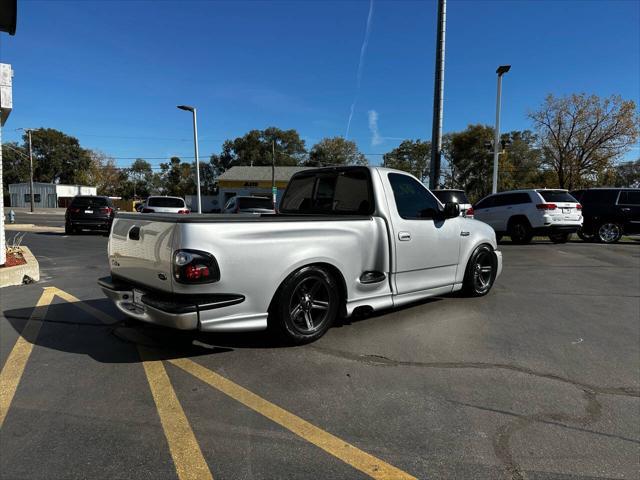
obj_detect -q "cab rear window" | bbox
[537,190,577,203]
[280,168,373,215]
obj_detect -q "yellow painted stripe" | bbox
[139,347,214,480]
[43,288,213,480]
[170,358,416,480]
[46,286,117,325]
[0,288,55,427]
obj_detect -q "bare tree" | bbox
[529,94,639,189]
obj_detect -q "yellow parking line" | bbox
[41,287,214,480]
[139,347,214,480]
[170,358,417,480]
[45,286,117,325]
[0,287,55,427]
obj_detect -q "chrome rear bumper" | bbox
[98,276,244,330]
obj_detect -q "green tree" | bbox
[1,142,29,189]
[305,137,367,167]
[86,150,128,197]
[442,125,494,200]
[159,157,196,197]
[498,130,545,191]
[210,127,306,175]
[529,93,640,189]
[127,158,154,198]
[382,140,431,181]
[26,128,93,184]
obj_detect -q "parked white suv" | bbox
[474,189,582,244]
[142,196,190,214]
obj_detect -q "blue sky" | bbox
[1,0,639,169]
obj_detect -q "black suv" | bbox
[570,188,640,243]
[65,196,116,234]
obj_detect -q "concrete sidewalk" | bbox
[7,207,66,215]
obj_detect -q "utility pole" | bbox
[27,129,34,212]
[429,0,446,190]
[271,140,276,210]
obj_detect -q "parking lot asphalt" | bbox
[1,231,638,480]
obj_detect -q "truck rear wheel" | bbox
[271,266,340,344]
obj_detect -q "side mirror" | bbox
[443,202,459,219]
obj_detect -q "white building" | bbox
[8,182,97,208]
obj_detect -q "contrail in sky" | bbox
[345,0,374,139]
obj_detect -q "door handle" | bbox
[620,207,631,212]
[398,231,411,241]
[460,231,470,236]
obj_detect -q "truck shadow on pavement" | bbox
[3,295,445,365]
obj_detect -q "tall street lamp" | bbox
[177,105,202,214]
[492,65,510,194]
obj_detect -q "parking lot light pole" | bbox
[177,105,202,214]
[492,65,510,194]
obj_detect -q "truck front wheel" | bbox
[271,266,340,344]
[462,245,497,297]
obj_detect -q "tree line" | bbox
[3,93,638,202]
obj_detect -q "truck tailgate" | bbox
[108,216,176,293]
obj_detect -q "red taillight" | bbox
[536,203,557,210]
[142,208,155,213]
[173,249,219,284]
[100,207,113,215]
[185,264,210,280]
[576,204,582,210]
[68,207,80,213]
[465,207,474,216]
[235,206,240,213]
[177,209,190,214]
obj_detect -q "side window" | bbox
[494,194,512,207]
[475,196,495,209]
[618,190,640,205]
[225,198,235,210]
[515,193,532,204]
[583,189,618,204]
[388,173,440,219]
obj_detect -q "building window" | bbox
[24,193,41,203]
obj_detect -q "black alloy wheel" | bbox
[272,266,340,344]
[462,245,497,297]
[508,219,533,244]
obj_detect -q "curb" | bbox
[0,246,40,288]
[5,224,65,233]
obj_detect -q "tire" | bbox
[549,233,571,244]
[576,227,596,242]
[270,266,340,344]
[65,223,74,235]
[508,218,533,244]
[462,244,498,297]
[597,222,622,244]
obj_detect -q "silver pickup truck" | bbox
[99,166,502,343]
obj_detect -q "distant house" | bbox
[8,182,97,208]
[186,166,310,212]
